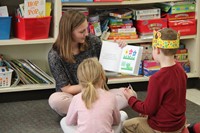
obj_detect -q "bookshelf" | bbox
[0,0,61,93]
[61,0,200,82]
[0,0,199,93]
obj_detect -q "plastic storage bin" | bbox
[15,16,51,40]
[0,17,12,40]
[0,68,13,88]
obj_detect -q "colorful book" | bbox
[99,41,143,75]
[24,0,46,18]
[17,59,53,84]
[19,4,25,17]
[23,59,54,84]
[45,2,51,16]
[109,9,132,19]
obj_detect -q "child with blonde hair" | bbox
[60,57,128,133]
[123,28,188,133]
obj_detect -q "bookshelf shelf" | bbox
[0,84,55,93]
[0,71,198,93]
[107,72,199,84]
[62,0,181,6]
[0,38,55,46]
[0,0,61,93]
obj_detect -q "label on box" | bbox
[133,13,160,20]
[135,18,167,34]
[163,12,195,21]
[132,7,160,16]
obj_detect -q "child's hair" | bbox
[155,28,179,56]
[77,57,109,109]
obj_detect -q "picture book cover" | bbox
[24,0,46,18]
[99,41,143,75]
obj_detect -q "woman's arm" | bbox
[61,84,82,95]
[48,49,68,91]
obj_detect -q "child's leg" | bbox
[60,117,77,133]
[113,111,128,133]
[122,117,154,133]
[48,92,73,116]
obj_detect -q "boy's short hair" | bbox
[153,28,180,56]
[156,28,178,40]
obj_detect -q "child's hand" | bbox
[114,39,127,48]
[139,113,148,118]
[123,87,137,100]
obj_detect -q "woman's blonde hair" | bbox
[77,57,109,109]
[53,10,88,63]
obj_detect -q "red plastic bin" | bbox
[15,16,52,40]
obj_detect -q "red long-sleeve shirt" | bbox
[128,63,187,132]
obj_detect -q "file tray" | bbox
[15,16,51,40]
[0,68,13,88]
[0,17,12,40]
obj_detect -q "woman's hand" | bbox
[114,39,127,48]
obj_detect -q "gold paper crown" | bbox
[152,30,180,49]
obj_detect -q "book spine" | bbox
[174,53,188,61]
[176,49,188,54]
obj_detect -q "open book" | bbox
[99,41,143,75]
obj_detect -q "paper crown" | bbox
[152,30,180,49]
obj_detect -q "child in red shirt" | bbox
[122,28,188,133]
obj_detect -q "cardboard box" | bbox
[156,2,196,14]
[168,19,196,36]
[135,18,167,34]
[132,7,161,20]
[162,12,195,21]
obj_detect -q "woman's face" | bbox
[72,19,89,44]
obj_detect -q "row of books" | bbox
[16,0,51,18]
[4,59,54,87]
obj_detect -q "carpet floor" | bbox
[0,90,200,133]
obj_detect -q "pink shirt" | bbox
[66,89,120,133]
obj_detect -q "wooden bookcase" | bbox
[0,0,61,93]
[0,0,199,93]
